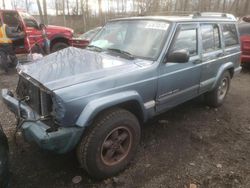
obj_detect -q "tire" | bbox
[51,42,69,53]
[0,129,9,188]
[205,71,231,107]
[0,51,8,73]
[77,108,141,179]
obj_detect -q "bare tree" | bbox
[98,0,102,16]
[43,0,48,25]
[11,0,17,9]
[36,0,44,24]
[75,0,78,15]
[55,0,59,16]
[62,0,66,26]
[2,0,5,9]
[243,0,250,15]
[25,0,29,12]
[222,0,226,12]
[66,0,70,15]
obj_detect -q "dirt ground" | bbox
[0,67,250,188]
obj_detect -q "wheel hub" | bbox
[101,126,132,166]
[218,78,228,100]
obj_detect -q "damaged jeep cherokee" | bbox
[2,13,242,179]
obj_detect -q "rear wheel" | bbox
[51,42,69,53]
[205,71,231,107]
[77,108,141,179]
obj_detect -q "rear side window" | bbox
[222,24,239,47]
[201,24,221,52]
[171,28,197,56]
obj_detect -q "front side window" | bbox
[222,24,239,47]
[171,28,197,56]
[201,24,221,53]
[90,20,170,60]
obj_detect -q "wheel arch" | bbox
[50,35,70,50]
[76,91,147,128]
[212,62,234,89]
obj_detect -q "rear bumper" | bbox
[1,89,83,154]
[234,66,242,76]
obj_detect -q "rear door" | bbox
[199,23,224,93]
[199,22,240,94]
[156,23,202,112]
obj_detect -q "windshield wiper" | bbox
[107,48,135,59]
[87,45,103,52]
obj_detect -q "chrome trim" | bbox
[144,100,156,109]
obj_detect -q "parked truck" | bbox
[0,9,87,54]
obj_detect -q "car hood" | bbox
[46,25,73,33]
[18,47,151,91]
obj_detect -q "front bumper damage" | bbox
[1,89,83,154]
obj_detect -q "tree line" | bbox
[1,0,250,30]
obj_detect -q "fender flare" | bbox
[212,62,234,89]
[75,91,146,128]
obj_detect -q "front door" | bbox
[156,23,202,112]
[21,13,44,53]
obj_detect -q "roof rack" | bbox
[192,12,237,21]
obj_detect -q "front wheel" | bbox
[77,108,141,179]
[205,71,231,107]
[51,42,69,53]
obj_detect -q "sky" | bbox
[0,0,133,15]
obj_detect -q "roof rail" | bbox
[192,12,237,21]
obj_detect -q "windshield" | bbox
[20,12,39,28]
[90,20,170,60]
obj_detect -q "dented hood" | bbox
[18,47,145,91]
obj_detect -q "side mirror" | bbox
[167,50,190,63]
[39,23,46,30]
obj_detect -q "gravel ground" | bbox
[0,67,250,188]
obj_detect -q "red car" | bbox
[71,27,102,49]
[238,16,250,63]
[0,10,86,54]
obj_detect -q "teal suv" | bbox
[2,12,241,179]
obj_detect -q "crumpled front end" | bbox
[1,74,83,153]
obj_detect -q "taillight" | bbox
[241,35,250,54]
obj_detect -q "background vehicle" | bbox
[71,27,102,49]
[238,16,250,64]
[0,123,9,188]
[0,9,82,53]
[2,13,241,180]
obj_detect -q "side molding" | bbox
[76,91,146,127]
